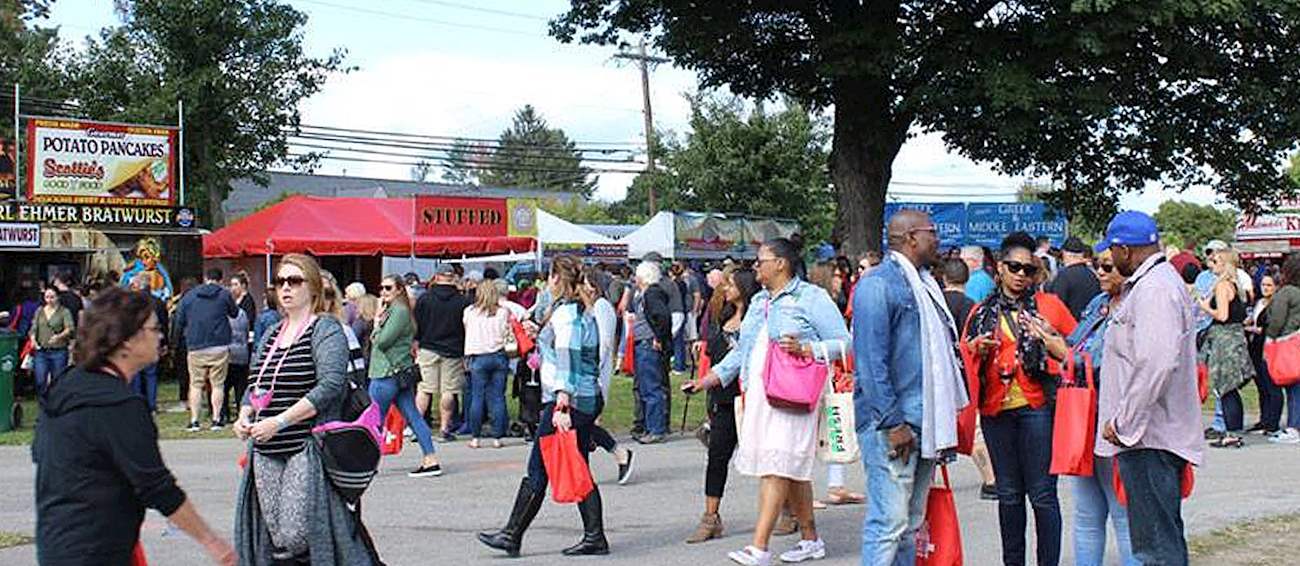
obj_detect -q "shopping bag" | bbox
[1113,459,1195,506]
[620,318,635,375]
[698,346,712,379]
[1265,331,1300,386]
[915,464,963,566]
[539,429,595,503]
[817,346,859,463]
[763,341,829,412]
[381,406,404,456]
[955,340,981,456]
[1197,362,1210,403]
[1050,352,1097,477]
[510,315,536,358]
[131,541,148,566]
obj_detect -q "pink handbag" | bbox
[761,297,830,412]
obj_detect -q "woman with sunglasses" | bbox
[233,254,381,564]
[35,288,235,565]
[1029,249,1139,566]
[688,238,850,566]
[371,274,442,475]
[962,232,1077,566]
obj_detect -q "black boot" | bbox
[477,478,544,558]
[561,486,609,556]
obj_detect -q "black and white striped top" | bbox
[252,319,319,457]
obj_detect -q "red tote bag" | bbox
[1264,332,1300,387]
[131,541,148,566]
[381,406,404,456]
[955,340,981,456]
[539,429,595,503]
[916,464,963,566]
[1050,351,1097,477]
[510,315,535,357]
[1114,459,1195,506]
[620,318,636,375]
[698,346,712,379]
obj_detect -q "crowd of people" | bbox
[17,207,1300,566]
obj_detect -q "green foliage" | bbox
[1153,201,1237,250]
[0,1,66,122]
[542,197,617,225]
[614,95,834,243]
[552,1,1300,254]
[475,105,596,198]
[1290,152,1300,187]
[66,0,349,227]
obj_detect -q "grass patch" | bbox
[1189,513,1300,564]
[1,379,236,445]
[0,531,33,549]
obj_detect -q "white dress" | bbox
[732,321,820,481]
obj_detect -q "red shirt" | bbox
[962,292,1078,416]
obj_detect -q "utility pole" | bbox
[615,39,669,216]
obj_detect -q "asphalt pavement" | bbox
[3,430,1299,565]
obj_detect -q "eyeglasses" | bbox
[1095,263,1115,274]
[273,275,307,288]
[1002,260,1040,277]
[909,226,938,236]
[755,257,778,266]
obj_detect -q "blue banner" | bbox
[965,203,1067,248]
[883,202,967,248]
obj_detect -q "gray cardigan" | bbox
[235,315,378,565]
[1266,285,1300,338]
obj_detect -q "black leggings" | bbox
[1222,389,1245,432]
[590,425,617,453]
[705,401,739,498]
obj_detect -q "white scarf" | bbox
[892,251,969,458]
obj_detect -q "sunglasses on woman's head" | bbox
[273,275,307,288]
[1002,260,1039,276]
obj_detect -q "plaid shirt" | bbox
[539,300,601,414]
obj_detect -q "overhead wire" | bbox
[291,0,543,38]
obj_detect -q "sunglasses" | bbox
[1095,263,1115,274]
[381,284,395,291]
[1002,260,1040,277]
[273,275,307,288]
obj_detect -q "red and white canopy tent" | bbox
[202,195,538,286]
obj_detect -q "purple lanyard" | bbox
[249,316,315,415]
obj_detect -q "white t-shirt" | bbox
[590,298,617,398]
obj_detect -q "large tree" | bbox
[552,2,1300,255]
[1153,200,1237,250]
[68,0,348,227]
[476,105,597,198]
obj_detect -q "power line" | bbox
[287,152,600,187]
[289,129,639,157]
[297,123,642,148]
[287,147,639,175]
[291,0,542,37]
[398,0,551,22]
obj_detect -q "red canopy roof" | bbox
[202,195,536,258]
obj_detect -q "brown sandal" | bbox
[685,513,723,544]
[772,512,799,536]
[824,487,866,505]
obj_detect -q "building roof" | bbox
[224,171,581,220]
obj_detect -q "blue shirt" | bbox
[711,277,850,389]
[1066,293,1113,390]
[965,269,995,304]
[852,256,925,432]
[1194,270,1216,332]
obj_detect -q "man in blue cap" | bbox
[1093,211,1203,566]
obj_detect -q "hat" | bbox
[433,264,455,276]
[1094,211,1160,253]
[1062,237,1088,254]
[1203,240,1229,255]
[466,270,484,283]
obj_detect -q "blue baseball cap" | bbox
[1094,211,1160,253]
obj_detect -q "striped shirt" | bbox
[252,320,319,457]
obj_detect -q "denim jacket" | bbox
[1066,293,1112,388]
[711,277,850,390]
[852,256,924,433]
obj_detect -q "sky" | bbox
[43,0,1223,213]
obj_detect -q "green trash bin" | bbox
[0,330,17,432]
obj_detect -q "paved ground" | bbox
[3,431,1300,565]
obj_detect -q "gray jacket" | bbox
[227,310,250,367]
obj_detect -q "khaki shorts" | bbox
[188,349,230,398]
[417,348,465,398]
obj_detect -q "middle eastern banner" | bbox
[414,196,538,238]
[26,117,178,206]
[883,202,1067,248]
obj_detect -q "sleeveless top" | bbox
[1209,286,1247,325]
[252,319,319,456]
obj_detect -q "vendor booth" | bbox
[1235,204,1300,259]
[202,194,538,296]
[619,211,800,260]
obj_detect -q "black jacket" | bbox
[413,284,471,357]
[643,285,673,347]
[33,367,186,566]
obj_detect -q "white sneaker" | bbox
[779,538,826,563]
[1268,428,1300,444]
[728,545,772,566]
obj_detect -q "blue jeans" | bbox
[672,326,687,372]
[32,348,68,394]
[983,405,1060,566]
[634,342,667,435]
[455,373,476,436]
[859,426,934,566]
[467,352,510,439]
[1210,399,1225,432]
[132,363,159,412]
[368,376,436,455]
[1286,382,1300,430]
[526,400,602,492]
[1071,456,1138,566]
[1116,449,1189,566]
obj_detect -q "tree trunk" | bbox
[830,86,907,257]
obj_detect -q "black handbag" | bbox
[391,364,421,390]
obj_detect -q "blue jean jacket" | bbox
[852,256,924,433]
[711,277,850,390]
